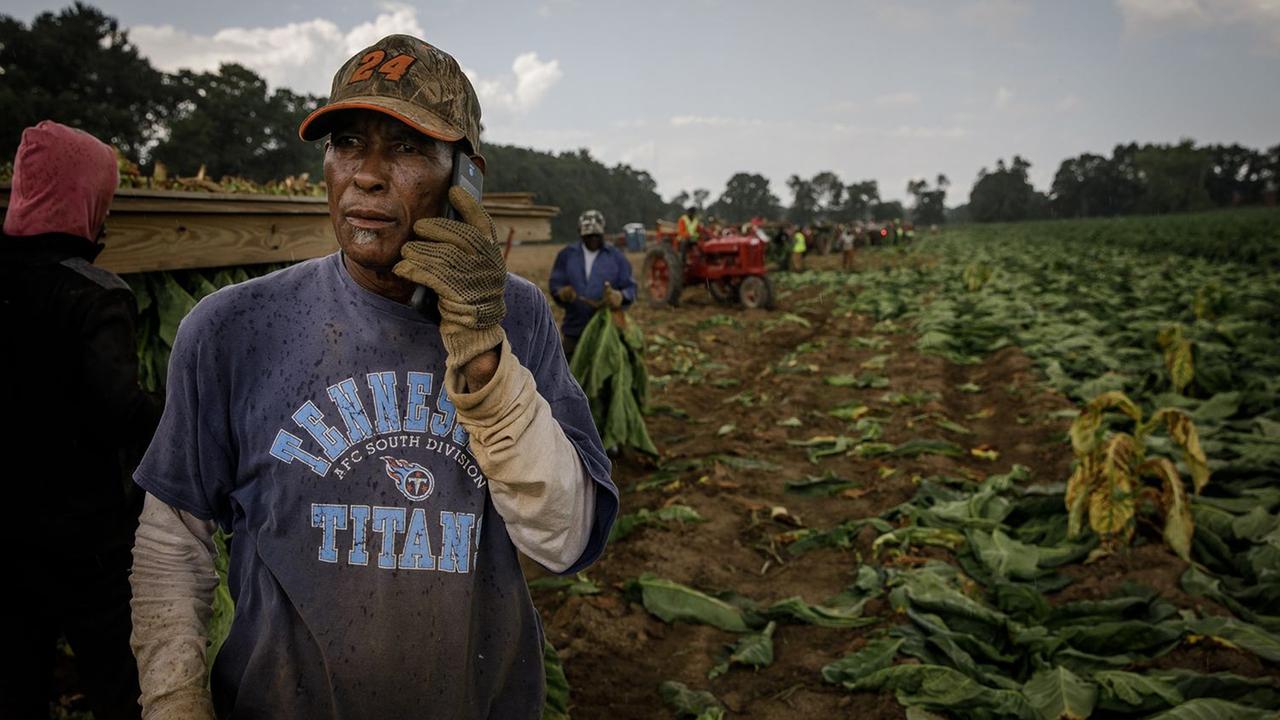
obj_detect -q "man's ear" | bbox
[469,153,487,175]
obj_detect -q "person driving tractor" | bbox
[549,209,636,359]
[676,206,701,251]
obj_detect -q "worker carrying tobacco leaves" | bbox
[548,209,636,359]
[128,34,618,720]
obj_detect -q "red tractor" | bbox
[642,223,775,309]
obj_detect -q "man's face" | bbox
[323,110,453,271]
[582,233,604,251]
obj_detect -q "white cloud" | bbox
[342,4,424,55]
[618,140,657,168]
[994,86,1014,109]
[130,4,427,96]
[888,125,967,139]
[1117,0,1209,26]
[669,115,765,128]
[129,4,563,113]
[1055,94,1081,112]
[465,52,563,114]
[827,99,862,113]
[1117,0,1280,51]
[873,91,922,108]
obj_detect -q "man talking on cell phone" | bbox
[128,34,618,720]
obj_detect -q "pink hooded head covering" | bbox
[3,120,119,242]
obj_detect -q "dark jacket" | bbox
[548,242,636,338]
[0,232,161,540]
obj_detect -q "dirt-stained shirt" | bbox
[135,252,617,719]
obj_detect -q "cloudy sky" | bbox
[10,0,1280,202]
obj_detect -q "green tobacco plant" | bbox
[1066,391,1210,561]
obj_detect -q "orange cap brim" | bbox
[298,96,466,145]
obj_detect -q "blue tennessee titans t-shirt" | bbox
[135,252,618,719]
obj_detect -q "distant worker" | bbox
[894,218,905,244]
[0,121,161,719]
[838,223,856,271]
[676,206,700,250]
[791,225,808,272]
[550,209,637,359]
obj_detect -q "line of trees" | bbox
[965,141,1279,223]
[675,172,920,227]
[483,145,673,240]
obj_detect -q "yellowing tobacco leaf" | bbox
[1088,391,1143,424]
[970,445,999,461]
[1066,456,1097,539]
[1089,435,1137,540]
[1148,408,1211,494]
[1165,336,1195,395]
[1138,457,1194,562]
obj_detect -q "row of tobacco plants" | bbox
[634,209,1279,719]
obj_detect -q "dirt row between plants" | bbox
[504,244,1262,719]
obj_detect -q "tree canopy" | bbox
[483,145,675,240]
[1043,141,1279,222]
[907,174,949,226]
[0,3,169,160]
[970,156,1048,223]
[152,64,325,181]
[706,172,781,223]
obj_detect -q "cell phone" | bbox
[447,151,484,219]
[411,148,485,319]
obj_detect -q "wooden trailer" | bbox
[0,186,558,273]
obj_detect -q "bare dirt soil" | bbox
[504,243,1272,719]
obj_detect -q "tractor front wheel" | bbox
[707,278,737,304]
[738,275,774,309]
[643,246,684,306]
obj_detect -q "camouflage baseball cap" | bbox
[298,34,482,154]
[579,209,605,236]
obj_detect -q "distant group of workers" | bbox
[570,204,922,280]
[782,218,916,272]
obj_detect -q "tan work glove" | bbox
[556,285,577,304]
[395,186,507,369]
[603,282,624,309]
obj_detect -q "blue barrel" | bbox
[623,223,646,251]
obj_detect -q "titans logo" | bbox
[381,455,435,502]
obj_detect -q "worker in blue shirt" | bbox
[549,209,636,359]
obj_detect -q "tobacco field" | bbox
[521,208,1280,719]
[105,208,1280,719]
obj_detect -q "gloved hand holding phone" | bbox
[394,186,507,370]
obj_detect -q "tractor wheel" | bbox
[643,246,684,306]
[738,275,774,310]
[707,278,737,304]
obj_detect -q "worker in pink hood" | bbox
[0,121,157,719]
[4,119,119,242]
